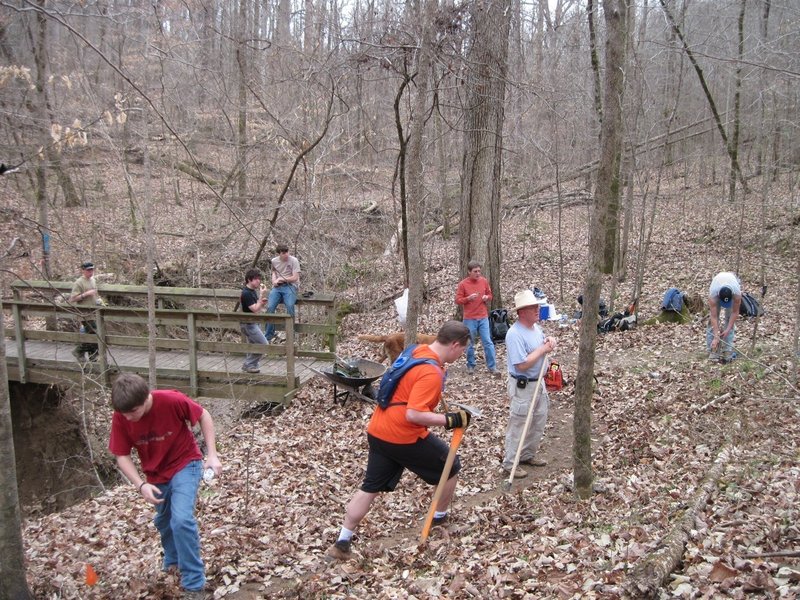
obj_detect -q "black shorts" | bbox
[360,433,462,493]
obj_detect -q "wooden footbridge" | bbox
[3,280,338,405]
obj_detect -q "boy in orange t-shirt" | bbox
[326,321,471,560]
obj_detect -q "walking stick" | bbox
[501,358,549,492]
[419,427,464,544]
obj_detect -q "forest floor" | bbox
[7,169,800,599]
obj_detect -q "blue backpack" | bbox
[661,287,685,313]
[375,344,441,409]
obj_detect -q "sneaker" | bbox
[326,539,352,560]
[466,367,475,375]
[503,467,528,479]
[182,589,210,600]
[488,368,501,377]
[432,514,448,526]
[520,457,548,467]
[72,347,85,362]
[241,366,261,373]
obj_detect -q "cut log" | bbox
[624,445,734,598]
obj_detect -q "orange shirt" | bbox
[455,276,492,320]
[367,345,444,444]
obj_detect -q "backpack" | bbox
[598,300,637,333]
[661,287,685,313]
[375,344,441,409]
[489,309,510,342]
[739,292,764,318]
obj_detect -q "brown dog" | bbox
[358,332,437,363]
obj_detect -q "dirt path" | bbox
[225,391,576,599]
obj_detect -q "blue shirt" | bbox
[506,321,547,379]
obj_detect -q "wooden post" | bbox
[94,308,109,387]
[187,312,198,397]
[11,303,26,384]
[327,298,337,353]
[285,316,295,389]
[156,297,167,338]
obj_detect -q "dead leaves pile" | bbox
[22,189,800,599]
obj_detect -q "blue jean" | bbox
[153,460,205,592]
[264,284,297,340]
[240,322,267,369]
[464,317,496,370]
[706,307,735,359]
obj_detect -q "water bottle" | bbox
[203,467,215,483]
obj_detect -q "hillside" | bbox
[12,173,800,599]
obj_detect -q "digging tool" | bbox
[501,358,549,492]
[419,404,481,544]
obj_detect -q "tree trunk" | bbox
[727,0,745,204]
[0,300,34,600]
[574,0,629,499]
[405,0,437,344]
[236,0,249,199]
[458,0,510,308]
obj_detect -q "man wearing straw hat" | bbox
[502,289,557,478]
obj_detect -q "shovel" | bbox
[419,403,482,544]
[501,359,549,492]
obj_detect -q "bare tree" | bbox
[574,0,629,499]
[0,300,33,600]
[458,0,511,307]
[405,0,437,344]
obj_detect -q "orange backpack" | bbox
[544,362,564,391]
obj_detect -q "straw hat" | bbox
[511,289,546,311]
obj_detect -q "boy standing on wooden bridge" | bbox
[240,268,269,373]
[68,261,101,362]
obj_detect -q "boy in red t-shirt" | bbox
[455,260,498,375]
[108,373,222,599]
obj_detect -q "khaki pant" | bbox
[502,377,549,470]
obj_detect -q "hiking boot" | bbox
[72,347,86,362]
[432,514,448,526]
[503,467,528,479]
[325,539,352,560]
[487,368,501,377]
[182,589,210,600]
[520,457,548,467]
[466,367,474,375]
[241,366,260,374]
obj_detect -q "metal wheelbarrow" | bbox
[313,357,386,406]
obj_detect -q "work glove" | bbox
[444,410,471,430]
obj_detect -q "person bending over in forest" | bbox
[707,271,742,362]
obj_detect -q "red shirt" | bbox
[455,276,492,320]
[108,389,203,484]
[367,345,444,444]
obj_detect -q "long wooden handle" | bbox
[505,358,549,485]
[419,427,464,544]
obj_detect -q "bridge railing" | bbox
[7,280,337,396]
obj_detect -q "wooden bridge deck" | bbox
[4,340,332,403]
[4,280,339,405]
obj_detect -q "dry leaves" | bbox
[19,184,800,599]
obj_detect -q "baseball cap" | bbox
[80,261,95,270]
[718,286,733,308]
